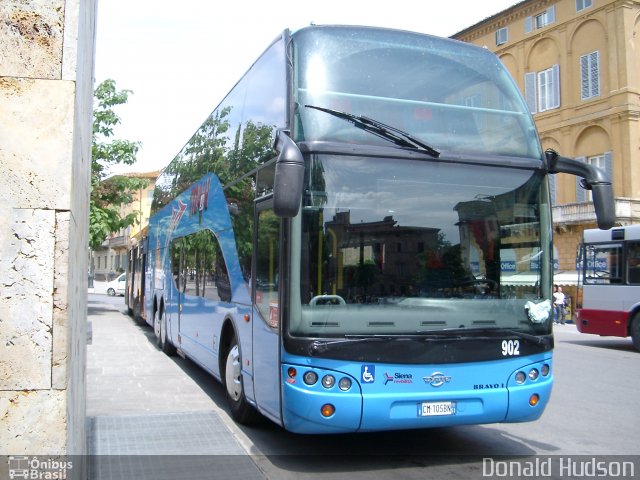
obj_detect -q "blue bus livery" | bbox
[127,25,614,433]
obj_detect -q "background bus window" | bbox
[626,242,640,284]
[584,243,623,284]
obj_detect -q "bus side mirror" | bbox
[273,130,304,217]
[590,182,615,230]
[545,149,615,230]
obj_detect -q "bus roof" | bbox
[583,225,640,243]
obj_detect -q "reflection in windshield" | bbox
[290,155,551,336]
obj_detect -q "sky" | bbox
[94,0,519,175]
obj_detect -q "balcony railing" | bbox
[552,198,640,226]
[108,235,127,248]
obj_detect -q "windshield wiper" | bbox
[305,104,440,158]
[308,336,387,355]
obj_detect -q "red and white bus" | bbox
[577,225,640,350]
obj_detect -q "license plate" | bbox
[418,401,456,416]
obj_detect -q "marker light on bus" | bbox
[338,377,352,391]
[303,371,318,385]
[321,404,335,417]
[529,394,540,406]
[287,367,297,379]
[528,368,539,381]
[322,375,335,389]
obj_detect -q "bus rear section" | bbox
[577,226,640,350]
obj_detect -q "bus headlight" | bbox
[541,364,550,376]
[303,371,318,385]
[528,368,539,381]
[322,374,335,389]
[338,377,352,391]
[515,371,526,384]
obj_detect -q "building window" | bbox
[535,11,548,29]
[576,0,593,12]
[575,153,612,202]
[496,27,508,46]
[538,66,560,112]
[580,51,600,100]
[525,6,556,33]
[584,154,604,202]
[525,65,561,113]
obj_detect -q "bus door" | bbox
[252,199,282,421]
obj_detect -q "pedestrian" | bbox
[553,285,566,324]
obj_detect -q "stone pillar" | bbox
[0,0,96,465]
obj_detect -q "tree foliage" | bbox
[90,79,147,249]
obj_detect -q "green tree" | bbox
[90,79,147,249]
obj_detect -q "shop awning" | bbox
[553,270,580,286]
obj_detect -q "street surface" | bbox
[87,293,639,479]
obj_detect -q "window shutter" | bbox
[590,51,600,97]
[547,5,556,24]
[575,156,587,203]
[580,55,590,99]
[549,174,557,205]
[525,72,537,113]
[552,64,560,109]
[604,151,612,182]
[581,52,600,99]
[525,16,533,34]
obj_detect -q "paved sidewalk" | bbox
[86,295,265,479]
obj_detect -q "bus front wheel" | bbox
[631,314,640,351]
[224,337,259,424]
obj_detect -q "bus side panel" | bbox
[576,308,629,337]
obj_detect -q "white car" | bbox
[106,273,126,296]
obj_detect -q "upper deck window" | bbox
[292,26,541,159]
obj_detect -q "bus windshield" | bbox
[289,155,551,337]
[293,26,541,158]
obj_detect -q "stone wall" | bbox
[0,0,96,464]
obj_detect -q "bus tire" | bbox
[631,314,640,352]
[224,336,259,424]
[156,308,176,356]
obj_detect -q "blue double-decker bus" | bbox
[130,25,614,433]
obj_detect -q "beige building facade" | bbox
[0,0,96,468]
[454,0,640,312]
